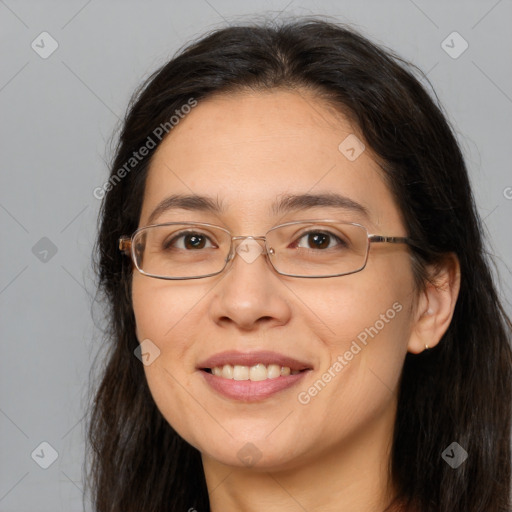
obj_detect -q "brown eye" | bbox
[306,233,330,249]
[183,234,207,249]
[294,231,346,250]
[164,231,215,251]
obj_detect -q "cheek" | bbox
[287,253,413,353]
[132,275,209,446]
[132,274,206,347]
[291,256,413,411]
[131,276,199,395]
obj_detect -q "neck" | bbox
[202,404,400,512]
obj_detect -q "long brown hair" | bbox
[87,18,512,511]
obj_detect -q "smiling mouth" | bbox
[202,363,307,381]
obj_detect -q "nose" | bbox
[208,237,292,331]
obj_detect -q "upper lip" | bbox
[197,350,313,371]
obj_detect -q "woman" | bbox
[87,18,512,512]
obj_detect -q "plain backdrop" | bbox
[1,1,511,511]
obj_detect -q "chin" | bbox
[201,444,303,471]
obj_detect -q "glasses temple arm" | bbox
[119,236,131,253]
[368,235,421,249]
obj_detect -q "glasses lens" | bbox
[267,221,368,277]
[132,223,230,278]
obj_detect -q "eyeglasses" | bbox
[119,219,417,280]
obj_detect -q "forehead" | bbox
[140,89,404,232]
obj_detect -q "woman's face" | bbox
[132,89,418,470]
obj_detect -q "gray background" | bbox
[1,1,511,511]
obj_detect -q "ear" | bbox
[407,253,461,354]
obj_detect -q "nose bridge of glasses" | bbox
[231,235,267,240]
[226,235,270,264]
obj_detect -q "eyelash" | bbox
[163,230,217,250]
[293,230,347,249]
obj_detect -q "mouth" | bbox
[202,364,304,380]
[197,351,313,401]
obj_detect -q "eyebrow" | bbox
[146,192,369,225]
[271,192,369,219]
[147,194,226,224]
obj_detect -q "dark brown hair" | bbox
[87,18,512,512]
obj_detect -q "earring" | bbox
[424,344,429,351]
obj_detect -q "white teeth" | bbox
[209,363,303,381]
[233,365,249,380]
[249,363,267,381]
[221,364,233,379]
[267,364,281,379]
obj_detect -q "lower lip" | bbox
[200,370,309,402]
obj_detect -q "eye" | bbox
[294,230,347,250]
[164,231,216,250]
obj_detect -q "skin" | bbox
[131,89,460,512]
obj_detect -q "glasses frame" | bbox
[119,219,418,280]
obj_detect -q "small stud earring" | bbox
[424,344,429,351]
